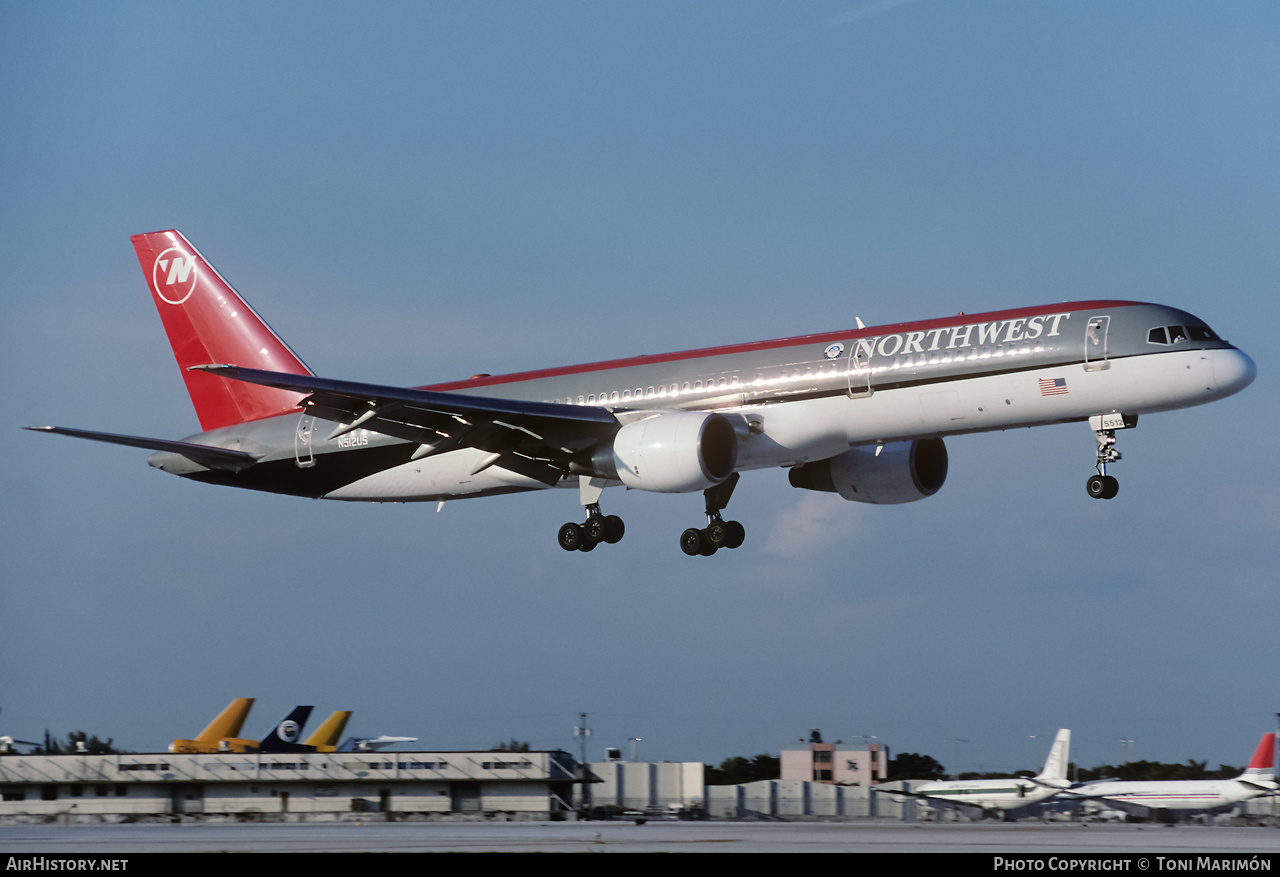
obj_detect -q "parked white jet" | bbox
[1063,732,1277,817]
[888,729,1072,812]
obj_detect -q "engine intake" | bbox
[789,437,948,504]
[593,412,738,493]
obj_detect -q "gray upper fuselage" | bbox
[416,299,1233,415]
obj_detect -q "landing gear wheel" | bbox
[705,521,728,549]
[558,522,585,551]
[698,535,719,557]
[584,515,608,543]
[1086,474,1119,500]
[680,528,704,556]
[723,520,746,549]
[602,515,625,544]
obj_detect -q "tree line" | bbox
[703,751,1245,784]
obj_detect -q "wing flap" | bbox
[192,365,618,475]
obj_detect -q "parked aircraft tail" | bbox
[130,230,313,432]
[254,705,315,753]
[1240,732,1277,786]
[1035,729,1071,782]
[170,697,257,753]
[304,710,353,752]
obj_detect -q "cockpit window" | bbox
[1149,324,1220,345]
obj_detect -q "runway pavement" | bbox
[2,820,1280,853]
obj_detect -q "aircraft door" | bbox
[1084,315,1111,371]
[847,338,874,397]
[295,413,316,468]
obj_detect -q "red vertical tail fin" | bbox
[131,230,314,432]
[1246,732,1275,771]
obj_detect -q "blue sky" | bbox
[3,1,1278,775]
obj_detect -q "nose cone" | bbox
[1213,348,1257,398]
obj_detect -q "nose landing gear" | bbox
[1086,472,1119,500]
[1085,413,1136,500]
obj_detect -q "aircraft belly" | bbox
[323,448,552,501]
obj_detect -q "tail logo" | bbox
[277,720,300,742]
[152,247,198,305]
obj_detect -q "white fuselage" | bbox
[909,778,1068,810]
[1073,778,1271,811]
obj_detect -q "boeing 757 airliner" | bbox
[28,231,1256,555]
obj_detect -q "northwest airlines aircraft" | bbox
[1062,733,1277,817]
[29,231,1256,555]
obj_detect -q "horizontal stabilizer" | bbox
[25,426,258,473]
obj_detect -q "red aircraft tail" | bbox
[131,230,314,432]
[1246,732,1275,771]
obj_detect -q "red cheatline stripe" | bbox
[420,300,1142,391]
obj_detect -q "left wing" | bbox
[193,365,619,485]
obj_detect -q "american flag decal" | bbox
[1039,377,1068,396]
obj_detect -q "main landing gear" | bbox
[558,506,625,552]
[1085,413,1136,500]
[680,473,746,557]
[558,476,625,552]
[556,474,748,555]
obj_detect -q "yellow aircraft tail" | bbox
[170,698,258,753]
[304,710,353,752]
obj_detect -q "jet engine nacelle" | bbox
[593,411,738,493]
[788,437,948,504]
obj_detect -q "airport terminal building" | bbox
[3,750,1274,824]
[0,750,583,821]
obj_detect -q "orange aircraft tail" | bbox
[305,711,354,752]
[170,697,257,753]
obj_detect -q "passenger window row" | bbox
[552,376,740,406]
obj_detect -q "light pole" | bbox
[575,714,592,813]
[950,739,968,779]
